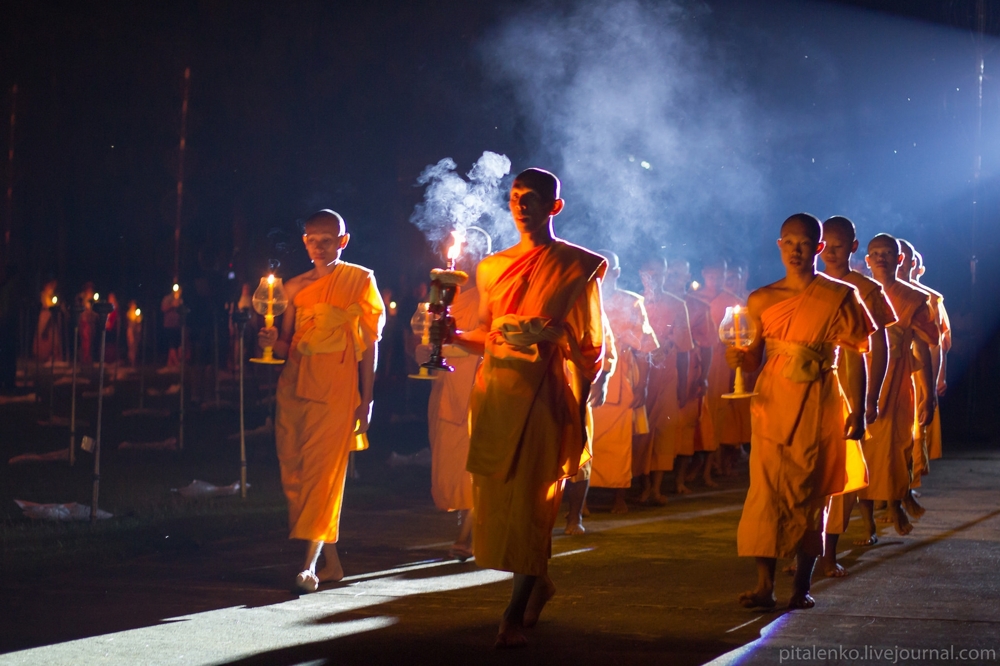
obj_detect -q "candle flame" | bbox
[172,283,180,293]
[690,281,700,291]
[447,230,465,262]
[389,300,397,309]
[51,296,58,305]
[733,305,741,314]
[135,308,141,316]
[267,274,275,285]
[93,292,100,301]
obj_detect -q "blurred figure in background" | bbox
[126,300,143,367]
[77,282,96,365]
[34,280,64,362]
[161,284,183,368]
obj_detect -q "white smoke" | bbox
[409,151,516,259]
[481,0,768,262]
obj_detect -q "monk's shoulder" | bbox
[747,282,786,316]
[284,271,315,299]
[918,282,944,302]
[339,261,375,280]
[715,289,742,307]
[614,288,644,307]
[893,280,931,307]
[552,240,607,279]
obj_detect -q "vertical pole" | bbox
[138,312,146,410]
[179,306,186,451]
[2,84,15,280]
[173,68,190,285]
[69,315,79,466]
[213,307,220,405]
[48,309,56,421]
[91,312,110,524]
[113,306,121,391]
[238,320,247,499]
[34,304,40,401]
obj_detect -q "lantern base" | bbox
[407,369,438,380]
[250,347,285,365]
[722,391,758,400]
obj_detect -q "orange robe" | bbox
[910,283,948,478]
[826,271,897,535]
[857,280,936,503]
[427,287,481,512]
[925,292,950,461]
[685,294,716,454]
[737,275,874,558]
[591,289,659,488]
[468,241,606,576]
[701,290,749,447]
[644,292,694,472]
[275,262,385,542]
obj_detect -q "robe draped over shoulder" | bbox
[644,292,694,472]
[275,263,385,542]
[737,274,874,559]
[470,241,606,575]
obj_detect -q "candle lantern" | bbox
[250,274,288,365]
[719,305,759,399]
[420,231,468,373]
[407,302,436,380]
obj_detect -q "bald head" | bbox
[513,168,560,201]
[304,209,346,236]
[868,233,900,254]
[896,238,916,280]
[823,216,856,243]
[780,213,823,243]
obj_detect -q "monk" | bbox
[696,259,745,480]
[819,216,897,576]
[856,234,936,543]
[728,213,873,610]
[590,251,658,514]
[910,249,951,464]
[259,210,385,594]
[454,169,606,647]
[424,255,481,560]
[897,239,945,516]
[641,257,693,503]
[663,259,714,491]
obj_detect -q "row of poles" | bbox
[36,304,255,523]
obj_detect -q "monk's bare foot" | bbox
[703,477,719,488]
[317,549,344,583]
[295,570,320,594]
[891,506,913,536]
[637,488,652,504]
[911,490,921,498]
[738,589,776,609]
[494,620,528,649]
[903,494,926,519]
[581,501,591,518]
[877,512,893,524]
[447,543,474,562]
[675,485,691,495]
[611,495,629,514]
[651,493,669,505]
[853,534,878,547]
[874,500,887,510]
[564,519,586,535]
[823,562,849,578]
[523,576,556,628]
[788,593,816,609]
[781,563,797,576]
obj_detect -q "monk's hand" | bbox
[689,378,708,401]
[844,409,866,441]
[937,379,947,396]
[258,326,278,351]
[415,343,432,366]
[919,395,936,427]
[865,395,879,424]
[724,346,744,371]
[354,401,372,434]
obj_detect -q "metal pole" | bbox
[179,305,187,451]
[173,68,190,285]
[48,307,57,421]
[69,308,80,467]
[112,305,121,392]
[34,304,40,401]
[233,310,249,499]
[91,303,114,523]
[138,312,146,410]
[213,308,220,405]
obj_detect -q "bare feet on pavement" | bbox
[494,620,528,649]
[523,576,556,628]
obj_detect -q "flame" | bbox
[389,300,397,309]
[447,230,465,262]
[690,281,700,291]
[51,296,58,305]
[135,308,141,317]
[733,305,741,315]
[172,283,180,293]
[93,292,100,301]
[267,274,275,286]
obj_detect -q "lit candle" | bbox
[266,274,275,327]
[733,305,742,347]
[51,296,58,306]
[93,292,100,301]
[446,230,465,271]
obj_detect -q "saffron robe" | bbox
[275,262,385,542]
[737,275,874,558]
[826,271,898,535]
[644,291,694,472]
[925,292,951,461]
[468,241,606,576]
[857,280,936,503]
[684,293,716,454]
[591,289,659,488]
[910,283,948,481]
[427,287,481,512]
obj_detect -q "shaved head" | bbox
[868,233,900,254]
[823,216,856,243]
[780,213,823,243]
[304,209,346,236]
[897,238,915,259]
[513,168,560,201]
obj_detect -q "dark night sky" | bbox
[2,0,1000,363]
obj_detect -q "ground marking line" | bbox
[725,616,763,633]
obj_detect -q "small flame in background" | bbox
[410,151,514,259]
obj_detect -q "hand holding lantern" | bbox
[719,305,759,399]
[250,274,288,365]
[419,230,468,374]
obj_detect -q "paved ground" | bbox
[2,450,998,665]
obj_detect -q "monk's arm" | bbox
[914,338,936,426]
[841,347,868,440]
[866,327,889,422]
[630,350,650,408]
[453,266,490,355]
[676,350,689,407]
[938,347,948,396]
[930,344,942,394]
[694,344,711,396]
[355,340,377,433]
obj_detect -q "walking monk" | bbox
[453,169,607,647]
[855,234,936,543]
[590,251,658,514]
[640,257,693,503]
[819,216,897,576]
[425,255,481,560]
[259,210,385,593]
[910,248,951,465]
[727,214,873,609]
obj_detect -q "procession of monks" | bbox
[259,169,951,648]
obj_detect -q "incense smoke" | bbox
[409,151,516,259]
[481,0,767,263]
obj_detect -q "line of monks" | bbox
[258,169,950,649]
